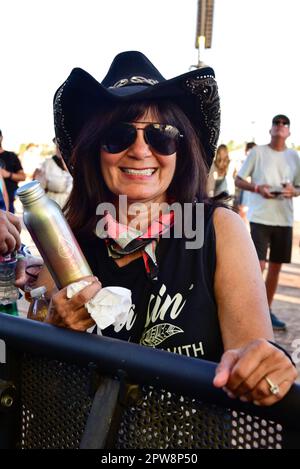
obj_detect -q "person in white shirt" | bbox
[33,138,73,208]
[235,114,300,330]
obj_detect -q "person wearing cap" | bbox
[0,129,26,213]
[33,52,296,406]
[235,115,300,331]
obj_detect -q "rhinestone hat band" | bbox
[109,76,159,89]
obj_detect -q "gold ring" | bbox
[265,377,280,395]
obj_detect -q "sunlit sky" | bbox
[1,0,300,151]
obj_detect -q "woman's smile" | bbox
[119,167,158,179]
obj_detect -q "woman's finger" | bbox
[62,304,91,326]
[0,212,22,252]
[49,287,71,321]
[225,340,276,392]
[213,350,239,388]
[0,233,17,254]
[45,299,65,327]
[230,351,290,397]
[68,317,96,331]
[5,211,22,232]
[76,275,99,284]
[251,379,294,407]
[249,367,297,403]
[6,221,22,249]
[68,280,102,309]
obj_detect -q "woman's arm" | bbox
[213,207,297,405]
[214,207,272,347]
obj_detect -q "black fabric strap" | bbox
[268,340,296,367]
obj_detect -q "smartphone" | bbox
[269,187,283,196]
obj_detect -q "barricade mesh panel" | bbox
[20,354,94,449]
[116,387,283,449]
[19,356,283,449]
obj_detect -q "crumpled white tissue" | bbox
[66,280,132,331]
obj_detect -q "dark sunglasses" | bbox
[101,122,183,155]
[273,120,289,127]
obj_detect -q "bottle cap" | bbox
[30,286,47,298]
[17,180,45,205]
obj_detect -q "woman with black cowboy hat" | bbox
[37,51,296,406]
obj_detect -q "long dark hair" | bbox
[65,100,209,234]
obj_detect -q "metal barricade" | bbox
[0,314,299,449]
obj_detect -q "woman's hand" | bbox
[213,339,297,406]
[0,210,21,254]
[46,276,102,331]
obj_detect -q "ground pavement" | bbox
[273,221,300,380]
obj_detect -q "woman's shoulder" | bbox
[195,200,229,221]
[212,206,252,249]
[213,206,244,226]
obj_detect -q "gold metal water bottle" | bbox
[17,181,92,288]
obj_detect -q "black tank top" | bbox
[76,204,224,362]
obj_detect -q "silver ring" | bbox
[265,377,280,395]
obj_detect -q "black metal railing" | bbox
[0,314,300,449]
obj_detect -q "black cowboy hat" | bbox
[53,51,220,172]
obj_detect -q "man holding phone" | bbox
[235,114,300,330]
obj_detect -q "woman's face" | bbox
[215,148,229,172]
[100,109,177,204]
